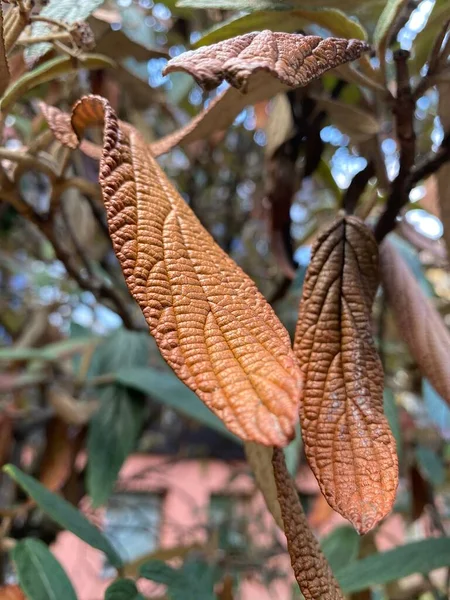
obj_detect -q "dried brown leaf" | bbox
[163,31,369,93]
[244,442,283,528]
[272,448,344,600]
[48,386,99,426]
[46,94,303,446]
[294,217,398,533]
[0,413,12,468]
[39,417,77,492]
[380,239,450,406]
[0,4,10,97]
[0,586,25,600]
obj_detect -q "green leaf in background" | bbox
[87,385,146,507]
[321,526,360,572]
[140,559,216,600]
[411,0,450,73]
[283,423,302,477]
[25,0,105,64]
[3,465,122,568]
[337,537,450,593]
[194,8,367,48]
[105,579,145,600]
[0,337,99,362]
[0,55,115,113]
[373,0,409,79]
[115,366,240,443]
[86,328,150,506]
[423,379,450,440]
[384,389,402,464]
[415,445,445,487]
[12,538,77,600]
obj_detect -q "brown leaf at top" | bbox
[0,586,25,600]
[0,413,12,468]
[380,239,450,406]
[0,3,10,97]
[163,31,369,93]
[272,448,344,600]
[294,216,398,533]
[44,94,303,446]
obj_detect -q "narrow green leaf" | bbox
[139,560,179,586]
[423,379,450,438]
[373,0,409,69]
[195,8,367,49]
[415,446,445,487]
[283,423,302,477]
[87,385,146,507]
[337,538,450,593]
[321,526,360,572]
[25,0,105,63]
[3,465,122,568]
[411,0,450,73]
[114,367,241,442]
[0,337,99,362]
[140,559,216,600]
[12,538,77,600]
[0,55,115,113]
[105,579,145,600]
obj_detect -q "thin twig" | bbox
[343,161,375,215]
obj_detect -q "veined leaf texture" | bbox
[294,217,398,533]
[43,95,303,446]
[163,30,369,92]
[272,448,344,600]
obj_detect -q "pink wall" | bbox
[52,454,295,600]
[52,454,409,600]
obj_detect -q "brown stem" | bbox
[343,161,375,215]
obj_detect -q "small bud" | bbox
[70,21,95,52]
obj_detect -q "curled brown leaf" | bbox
[380,239,450,406]
[163,31,370,93]
[272,448,344,600]
[43,94,303,446]
[0,585,25,600]
[294,216,398,533]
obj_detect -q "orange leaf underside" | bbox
[45,94,303,446]
[294,217,398,533]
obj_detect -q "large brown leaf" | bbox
[294,217,398,533]
[163,31,369,92]
[272,448,344,600]
[43,95,303,446]
[380,239,450,406]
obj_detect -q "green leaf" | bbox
[0,337,99,362]
[373,0,409,76]
[12,538,77,600]
[105,579,145,600]
[423,379,450,438]
[411,0,450,73]
[140,559,216,600]
[383,389,402,463]
[415,446,445,487]
[283,423,302,477]
[3,465,122,568]
[87,385,146,507]
[25,0,105,64]
[337,537,450,593]
[321,526,360,572]
[195,8,367,48]
[0,54,115,113]
[114,367,241,442]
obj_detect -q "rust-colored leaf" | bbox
[0,4,10,97]
[43,95,303,446]
[294,217,398,533]
[39,417,79,492]
[272,448,344,600]
[0,586,25,600]
[244,442,283,528]
[164,31,369,93]
[380,239,450,406]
